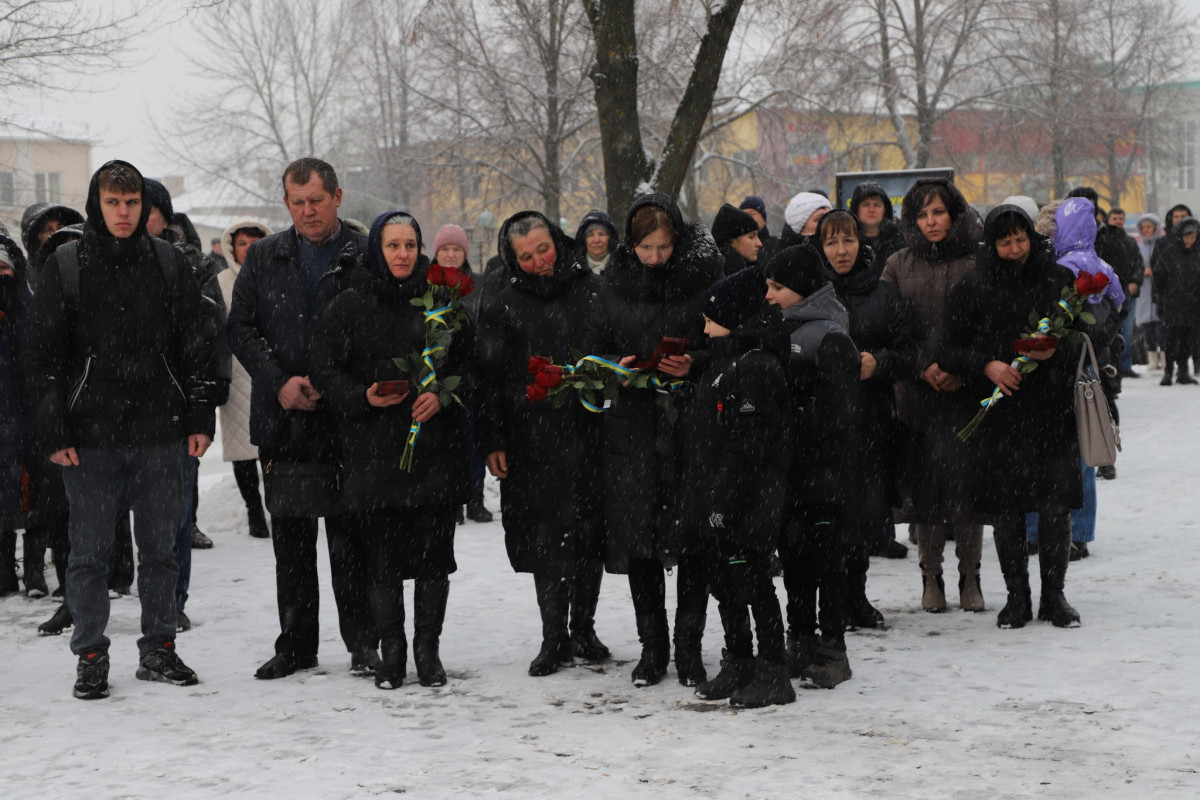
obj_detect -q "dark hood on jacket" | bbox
[364,210,428,289]
[84,160,152,240]
[607,193,722,302]
[165,211,203,250]
[849,182,896,221]
[574,208,618,251]
[1164,204,1193,234]
[977,204,1052,285]
[20,202,84,258]
[498,210,588,298]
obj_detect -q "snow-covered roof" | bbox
[0,116,93,144]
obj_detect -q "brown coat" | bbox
[881,211,982,523]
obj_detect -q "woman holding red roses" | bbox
[475,211,609,677]
[311,211,472,689]
[585,193,723,687]
[938,204,1084,628]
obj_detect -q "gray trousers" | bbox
[63,443,186,657]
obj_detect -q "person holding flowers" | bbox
[938,204,1084,629]
[475,210,609,677]
[585,193,723,687]
[311,211,472,689]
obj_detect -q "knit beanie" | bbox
[739,195,767,221]
[1001,195,1041,221]
[784,192,832,234]
[711,203,759,246]
[143,178,174,224]
[702,265,767,331]
[762,243,828,298]
[432,224,470,256]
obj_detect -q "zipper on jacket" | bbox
[68,356,93,410]
[162,355,187,403]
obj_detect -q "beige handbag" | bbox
[1075,334,1121,467]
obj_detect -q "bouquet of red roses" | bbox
[526,350,691,423]
[392,264,474,471]
[957,270,1109,442]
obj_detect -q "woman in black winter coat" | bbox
[1151,216,1200,384]
[311,211,471,690]
[815,211,915,628]
[476,211,609,677]
[938,205,1082,628]
[586,192,724,687]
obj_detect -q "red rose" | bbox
[527,355,552,375]
[1091,272,1110,291]
[1074,273,1095,295]
[427,263,445,286]
[459,274,475,297]
[535,365,564,388]
[443,269,463,290]
[526,382,549,402]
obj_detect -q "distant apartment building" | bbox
[0,118,92,238]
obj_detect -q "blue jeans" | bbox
[63,443,186,657]
[1121,298,1137,372]
[175,455,199,611]
[1025,459,1096,544]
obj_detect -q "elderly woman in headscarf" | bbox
[574,209,618,275]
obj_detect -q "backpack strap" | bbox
[151,237,180,296]
[56,240,81,309]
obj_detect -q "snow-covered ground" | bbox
[2,374,1198,799]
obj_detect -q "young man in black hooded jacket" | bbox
[26,160,214,699]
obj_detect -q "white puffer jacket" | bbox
[217,217,273,462]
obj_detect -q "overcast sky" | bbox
[14,0,1200,187]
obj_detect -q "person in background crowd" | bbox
[687,268,795,708]
[1152,216,1200,386]
[21,202,84,273]
[26,160,214,699]
[939,204,1083,629]
[739,195,777,263]
[574,209,618,275]
[882,177,985,614]
[711,203,762,276]
[777,192,832,251]
[218,218,274,539]
[478,211,609,677]
[1135,213,1166,371]
[431,223,493,525]
[209,236,228,272]
[146,188,232,633]
[312,211,469,690]
[849,183,905,269]
[815,211,915,622]
[227,157,378,681]
[586,192,722,688]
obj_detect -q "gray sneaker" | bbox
[74,652,110,700]
[136,642,199,686]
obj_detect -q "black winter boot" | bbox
[370,584,406,689]
[1037,515,1081,628]
[465,492,493,523]
[994,522,1033,629]
[1178,363,1197,384]
[730,659,797,708]
[247,505,270,539]
[569,562,610,663]
[39,603,73,636]
[695,654,754,700]
[785,631,817,679]
[800,637,852,688]
[672,610,707,687]
[631,611,670,687]
[845,553,885,630]
[529,573,571,676]
[0,528,19,596]
[22,530,49,597]
[414,576,449,687]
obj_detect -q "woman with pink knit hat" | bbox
[431,224,493,524]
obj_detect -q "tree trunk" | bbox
[583,0,650,226]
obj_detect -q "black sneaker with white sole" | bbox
[74,652,110,700]
[136,641,199,686]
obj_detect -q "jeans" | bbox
[63,443,186,657]
[174,456,199,611]
[1120,299,1137,372]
